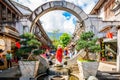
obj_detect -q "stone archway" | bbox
[30,1,92,32]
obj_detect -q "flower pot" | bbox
[19,61,39,78]
[77,60,99,80]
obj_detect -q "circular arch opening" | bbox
[30,1,90,32]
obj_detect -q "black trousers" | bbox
[7,59,12,68]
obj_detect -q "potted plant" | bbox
[16,32,43,78]
[76,31,101,80]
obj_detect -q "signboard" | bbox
[100,41,105,58]
[0,39,5,51]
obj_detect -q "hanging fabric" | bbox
[106,32,113,38]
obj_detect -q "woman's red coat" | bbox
[55,48,63,63]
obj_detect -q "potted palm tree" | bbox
[76,31,101,80]
[16,32,43,78]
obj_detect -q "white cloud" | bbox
[14,0,98,34]
[40,10,76,34]
[63,16,76,34]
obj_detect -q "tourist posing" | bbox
[6,50,12,68]
[55,45,63,65]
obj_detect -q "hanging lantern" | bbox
[16,42,21,49]
[106,32,113,38]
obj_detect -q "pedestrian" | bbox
[45,49,51,59]
[107,51,113,60]
[6,50,12,68]
[55,45,63,65]
[64,47,68,56]
[68,50,72,58]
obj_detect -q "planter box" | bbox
[19,61,39,78]
[77,60,99,80]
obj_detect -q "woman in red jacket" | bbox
[55,45,63,64]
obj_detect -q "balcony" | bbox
[0,25,19,38]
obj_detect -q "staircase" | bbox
[97,71,120,80]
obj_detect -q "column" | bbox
[117,28,120,72]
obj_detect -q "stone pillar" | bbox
[117,28,120,72]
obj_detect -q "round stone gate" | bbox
[30,1,92,32]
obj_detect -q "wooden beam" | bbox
[0,0,18,15]
[0,3,2,24]
[6,6,8,21]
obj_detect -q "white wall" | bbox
[16,22,23,35]
[99,7,105,20]
[16,18,32,35]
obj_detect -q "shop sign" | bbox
[101,41,105,57]
[0,39,5,51]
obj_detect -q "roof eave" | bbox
[90,0,106,14]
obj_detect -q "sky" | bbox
[14,0,98,34]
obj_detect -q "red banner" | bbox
[106,32,113,38]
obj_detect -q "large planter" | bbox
[77,60,99,80]
[19,61,39,78]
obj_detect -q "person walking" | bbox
[6,50,12,68]
[64,47,68,56]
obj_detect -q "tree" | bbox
[50,29,60,41]
[50,29,61,50]
[60,33,71,47]
[16,32,41,60]
[76,31,101,60]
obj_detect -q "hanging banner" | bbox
[100,41,105,60]
[106,32,113,38]
[0,39,5,52]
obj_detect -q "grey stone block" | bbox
[73,6,82,14]
[66,2,75,10]
[79,11,88,20]
[35,7,42,15]
[42,3,50,10]
[50,1,62,7]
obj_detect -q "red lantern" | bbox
[16,42,21,49]
[106,32,113,38]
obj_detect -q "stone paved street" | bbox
[0,66,20,80]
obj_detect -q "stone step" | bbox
[97,71,120,80]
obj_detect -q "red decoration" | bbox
[16,42,21,49]
[106,32,113,38]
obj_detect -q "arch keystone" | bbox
[50,1,63,7]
